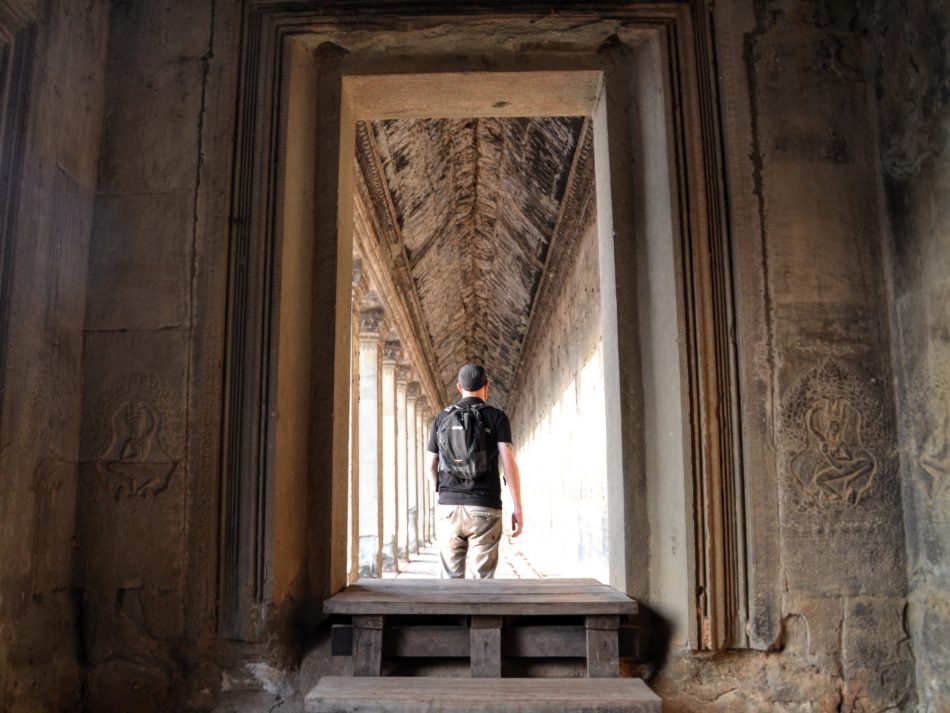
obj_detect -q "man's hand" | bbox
[510,508,524,538]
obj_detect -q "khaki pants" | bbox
[436,504,503,578]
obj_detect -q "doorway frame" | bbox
[217,1,759,652]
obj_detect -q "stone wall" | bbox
[647,1,916,710]
[869,1,950,710]
[508,223,608,580]
[75,1,228,710]
[0,1,108,710]
[2,1,942,711]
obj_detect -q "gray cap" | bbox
[458,364,488,391]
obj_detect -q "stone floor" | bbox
[387,535,542,580]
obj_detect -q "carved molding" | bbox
[225,0,744,648]
[0,21,36,443]
[681,1,747,650]
[351,258,368,305]
[354,123,443,408]
[0,0,39,44]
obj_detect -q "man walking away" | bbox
[425,364,524,578]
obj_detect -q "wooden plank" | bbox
[389,626,470,658]
[470,616,502,677]
[324,580,638,616]
[586,615,620,678]
[306,676,661,712]
[504,626,588,658]
[352,615,384,676]
[331,624,639,659]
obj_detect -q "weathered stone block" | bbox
[106,0,212,63]
[841,597,916,710]
[27,0,108,184]
[85,660,172,713]
[86,192,193,331]
[96,60,203,194]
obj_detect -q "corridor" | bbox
[347,112,610,585]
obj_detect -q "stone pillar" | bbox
[380,339,400,572]
[427,410,436,542]
[395,365,410,563]
[417,403,431,544]
[349,264,368,582]
[406,382,420,555]
[358,307,385,577]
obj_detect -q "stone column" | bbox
[395,365,410,563]
[380,338,400,572]
[358,307,385,577]
[417,402,431,544]
[426,409,436,542]
[406,382,420,555]
[349,264,368,582]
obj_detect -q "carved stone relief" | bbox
[780,360,888,510]
[92,373,181,498]
[383,339,402,363]
[909,289,950,502]
[919,398,950,500]
[358,307,385,338]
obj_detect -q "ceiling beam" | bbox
[354,123,445,409]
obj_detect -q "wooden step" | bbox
[306,676,661,713]
[323,579,638,616]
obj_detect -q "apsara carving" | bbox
[781,361,887,510]
[93,374,180,497]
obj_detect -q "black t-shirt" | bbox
[427,397,512,509]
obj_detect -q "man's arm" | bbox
[498,443,523,538]
[426,450,439,493]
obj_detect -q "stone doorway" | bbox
[345,90,611,584]
[220,5,749,653]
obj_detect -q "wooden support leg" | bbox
[586,615,620,678]
[352,615,384,676]
[470,615,503,677]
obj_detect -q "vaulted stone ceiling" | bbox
[362,116,587,408]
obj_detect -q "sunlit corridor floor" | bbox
[387,536,542,580]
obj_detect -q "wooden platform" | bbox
[323,578,638,616]
[306,676,661,712]
[324,579,638,677]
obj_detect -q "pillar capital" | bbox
[396,365,411,385]
[352,258,369,305]
[407,382,421,399]
[416,397,428,414]
[359,307,386,339]
[382,338,402,364]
